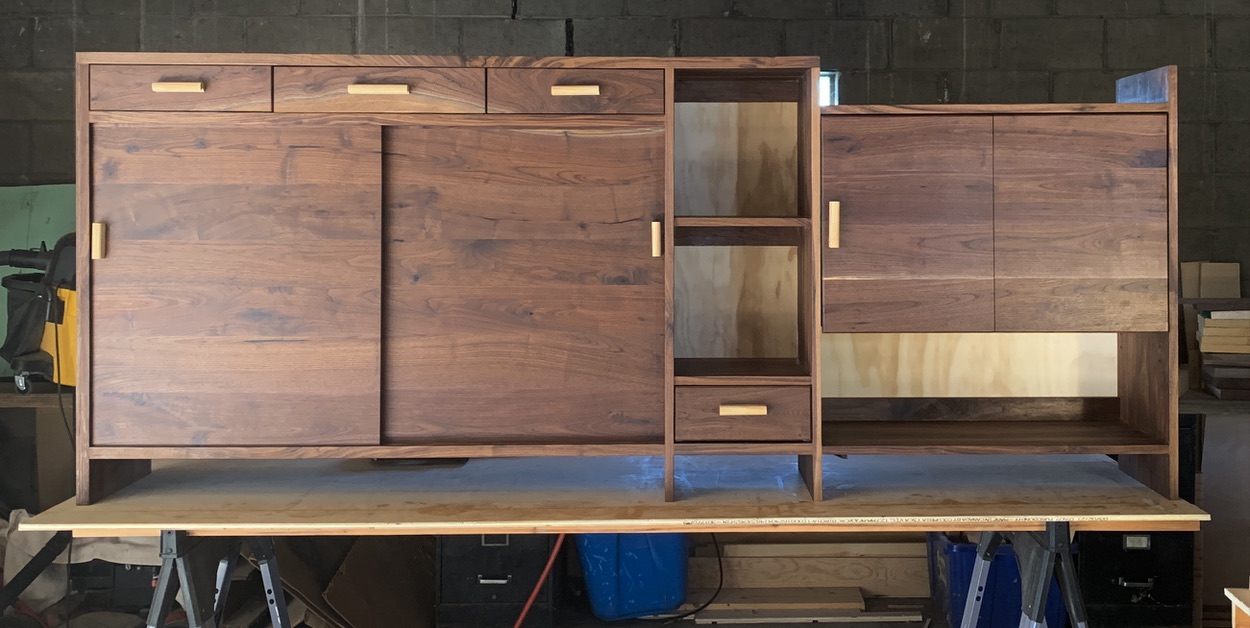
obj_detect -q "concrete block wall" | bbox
[0,0,1246,288]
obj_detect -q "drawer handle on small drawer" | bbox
[478,575,512,585]
[151,81,205,93]
[719,404,768,416]
[347,83,411,95]
[551,84,600,96]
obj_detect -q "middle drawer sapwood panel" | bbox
[384,124,666,444]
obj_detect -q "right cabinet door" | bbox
[994,114,1169,331]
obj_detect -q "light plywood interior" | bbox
[674,102,798,217]
[676,246,799,359]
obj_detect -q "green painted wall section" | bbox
[0,185,75,377]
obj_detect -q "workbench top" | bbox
[22,455,1207,537]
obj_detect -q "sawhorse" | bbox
[960,521,1089,628]
[146,531,292,628]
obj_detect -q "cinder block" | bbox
[1108,17,1209,68]
[841,0,945,17]
[1215,123,1250,174]
[0,70,73,120]
[734,0,835,18]
[838,70,949,104]
[678,18,783,56]
[409,0,512,16]
[358,16,459,54]
[785,19,889,70]
[1164,0,1250,15]
[83,0,142,15]
[215,0,297,16]
[142,16,246,52]
[1216,18,1250,68]
[1178,121,1215,175]
[517,0,624,18]
[136,0,216,17]
[1215,70,1250,121]
[0,123,31,175]
[1,19,32,67]
[244,16,355,53]
[950,0,1053,17]
[31,17,73,68]
[1056,0,1162,16]
[1178,174,1216,229]
[624,0,730,17]
[1214,175,1250,227]
[461,18,567,56]
[574,18,675,56]
[0,1,74,15]
[1052,70,1119,102]
[893,18,996,69]
[1000,18,1104,69]
[76,14,143,53]
[30,122,73,180]
[950,70,1051,103]
[1179,68,1216,121]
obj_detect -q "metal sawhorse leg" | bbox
[146,531,291,628]
[960,521,1089,628]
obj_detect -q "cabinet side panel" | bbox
[384,125,666,444]
[89,125,383,447]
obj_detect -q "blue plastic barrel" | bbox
[575,533,688,620]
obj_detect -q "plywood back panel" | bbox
[821,333,1118,397]
[674,102,797,217]
[675,246,798,358]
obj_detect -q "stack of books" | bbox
[1199,310,1250,400]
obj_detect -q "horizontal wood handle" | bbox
[651,221,662,258]
[719,404,769,417]
[347,83,411,95]
[151,81,205,93]
[551,84,600,97]
[91,222,107,260]
[828,201,841,249]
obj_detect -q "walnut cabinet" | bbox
[76,55,1179,505]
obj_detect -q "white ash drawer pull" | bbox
[719,404,769,417]
[347,83,411,95]
[151,81,205,93]
[550,84,600,97]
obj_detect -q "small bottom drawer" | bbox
[675,386,811,442]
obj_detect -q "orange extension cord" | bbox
[513,533,566,628]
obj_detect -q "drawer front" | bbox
[675,386,811,443]
[439,535,552,604]
[274,66,485,113]
[89,65,271,111]
[487,69,664,114]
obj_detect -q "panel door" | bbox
[994,114,1168,331]
[384,124,666,444]
[90,124,382,446]
[821,115,994,332]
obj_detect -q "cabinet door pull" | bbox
[151,81,205,93]
[651,221,662,258]
[477,575,512,585]
[828,201,841,249]
[551,85,600,97]
[91,223,107,260]
[719,404,768,416]
[347,83,410,95]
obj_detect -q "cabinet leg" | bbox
[78,458,151,505]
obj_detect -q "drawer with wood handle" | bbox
[486,68,664,114]
[273,67,486,113]
[675,386,811,443]
[89,65,272,112]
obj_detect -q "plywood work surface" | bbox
[23,455,1205,537]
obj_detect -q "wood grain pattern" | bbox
[674,77,802,103]
[686,556,929,597]
[824,103,1168,115]
[273,66,484,113]
[798,67,823,501]
[994,114,1168,332]
[487,68,664,114]
[821,115,993,332]
[823,421,1166,455]
[664,67,677,503]
[675,358,809,380]
[822,397,1121,422]
[77,53,820,70]
[79,459,151,506]
[820,332,1118,398]
[384,123,665,445]
[675,386,811,442]
[675,246,798,359]
[674,102,798,217]
[89,65,271,111]
[89,444,665,459]
[90,124,381,447]
[75,55,95,502]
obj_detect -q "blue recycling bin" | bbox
[575,533,688,620]
[928,532,1068,628]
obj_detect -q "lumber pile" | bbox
[1199,310,1250,401]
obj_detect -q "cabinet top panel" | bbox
[76,52,820,70]
[823,103,1169,115]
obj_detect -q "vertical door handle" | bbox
[828,201,840,249]
[91,222,107,259]
[651,221,662,257]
